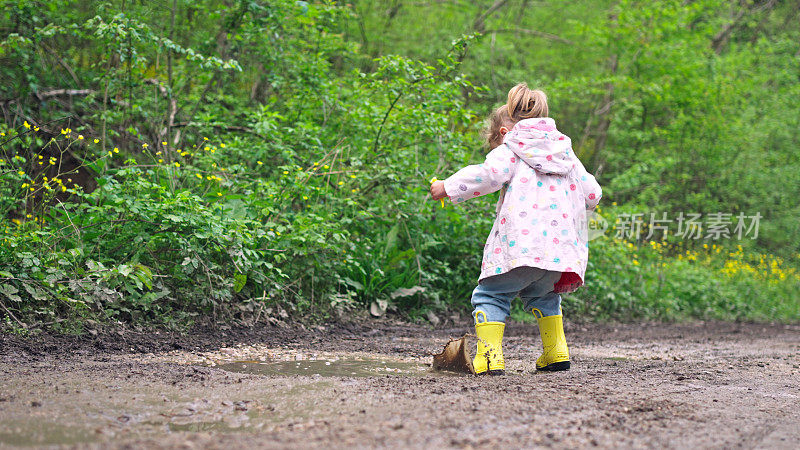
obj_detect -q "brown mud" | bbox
[1,320,799,449]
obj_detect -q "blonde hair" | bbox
[484,104,514,148]
[506,83,548,121]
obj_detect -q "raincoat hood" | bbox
[502,117,573,176]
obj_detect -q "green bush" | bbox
[1,0,798,331]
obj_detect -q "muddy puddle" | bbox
[215,356,438,378]
[0,421,94,447]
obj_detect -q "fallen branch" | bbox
[35,89,94,99]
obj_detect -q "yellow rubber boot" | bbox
[533,308,570,371]
[473,311,505,376]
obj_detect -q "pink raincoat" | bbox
[443,117,602,293]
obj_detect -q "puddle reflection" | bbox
[216,357,435,378]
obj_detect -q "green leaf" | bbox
[383,222,400,257]
[233,272,247,293]
[0,284,22,302]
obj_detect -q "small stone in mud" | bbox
[31,400,42,407]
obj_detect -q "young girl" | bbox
[430,83,602,375]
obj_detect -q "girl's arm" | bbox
[441,145,516,204]
[571,155,602,210]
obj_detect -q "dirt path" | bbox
[1,321,799,449]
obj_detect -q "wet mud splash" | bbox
[432,335,475,374]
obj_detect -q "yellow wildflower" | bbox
[283,171,289,175]
[217,192,222,196]
[196,173,203,179]
[257,161,263,165]
[78,135,84,140]
[113,147,119,153]
[350,174,356,179]
[17,171,24,176]
[161,141,167,146]
[93,139,99,143]
[158,159,163,163]
[142,143,148,149]
[203,137,209,141]
[220,143,226,148]
[174,162,181,168]
[23,121,30,129]
[338,181,344,186]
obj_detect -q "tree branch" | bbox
[484,28,573,44]
[473,0,509,33]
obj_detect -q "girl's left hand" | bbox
[430,180,447,201]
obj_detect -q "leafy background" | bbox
[1,0,798,332]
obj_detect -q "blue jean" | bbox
[472,266,562,323]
